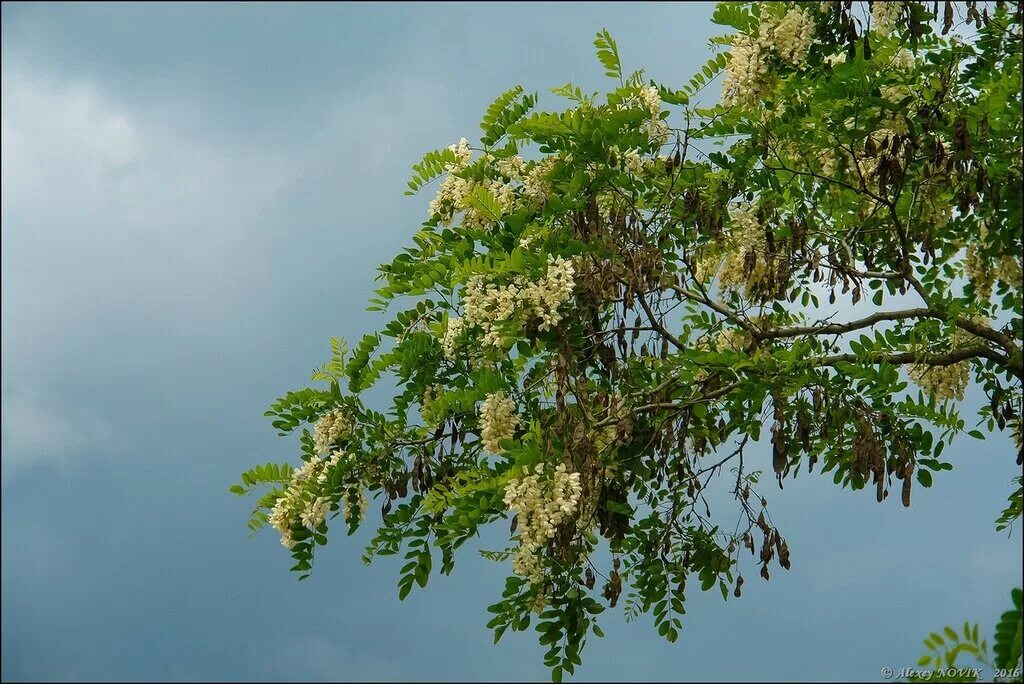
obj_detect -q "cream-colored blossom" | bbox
[908,326,986,402]
[697,202,776,297]
[300,496,330,528]
[447,137,473,169]
[314,408,354,455]
[871,1,903,35]
[480,392,521,454]
[722,5,815,108]
[825,52,846,67]
[442,316,465,360]
[523,256,577,331]
[497,155,527,180]
[909,361,969,402]
[523,156,560,203]
[503,463,583,584]
[722,33,771,109]
[765,6,816,65]
[461,256,576,348]
[342,489,369,523]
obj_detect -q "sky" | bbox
[1,2,1021,682]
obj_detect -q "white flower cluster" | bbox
[428,138,517,228]
[722,6,815,108]
[993,255,1023,290]
[763,5,816,65]
[697,203,773,296]
[464,276,522,347]
[637,85,672,146]
[611,145,648,176]
[314,408,354,455]
[429,175,516,229]
[461,256,577,348]
[879,50,916,104]
[594,393,630,452]
[530,255,577,331]
[825,52,847,67]
[299,497,330,528]
[908,361,969,402]
[268,451,348,549]
[503,463,583,584]
[638,85,662,118]
[715,326,750,353]
[722,33,771,109]
[448,137,473,168]
[916,192,952,230]
[965,220,1023,299]
[341,489,370,524]
[523,156,561,203]
[441,316,465,360]
[497,155,527,180]
[528,590,549,615]
[479,391,521,454]
[518,232,540,250]
[871,1,903,35]
[907,323,991,402]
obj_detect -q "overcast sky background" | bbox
[2,2,1021,682]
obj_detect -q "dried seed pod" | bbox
[901,465,913,508]
[734,575,744,598]
[779,541,791,570]
[760,537,774,564]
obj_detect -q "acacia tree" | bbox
[234,1,1023,678]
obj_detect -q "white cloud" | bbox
[1,63,298,337]
[1,62,302,473]
[0,386,112,481]
[0,59,457,478]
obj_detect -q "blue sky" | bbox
[1,2,1020,681]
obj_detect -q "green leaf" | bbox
[594,29,622,81]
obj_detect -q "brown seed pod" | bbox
[779,541,791,571]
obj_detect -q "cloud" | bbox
[0,386,111,480]
[0,61,303,475]
[1,61,299,337]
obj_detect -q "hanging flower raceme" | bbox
[721,5,816,109]
[458,256,577,349]
[314,408,355,455]
[871,1,904,35]
[427,138,518,228]
[442,316,465,360]
[697,202,779,298]
[479,392,521,454]
[907,324,991,402]
[762,5,815,65]
[503,463,583,585]
[267,450,349,549]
